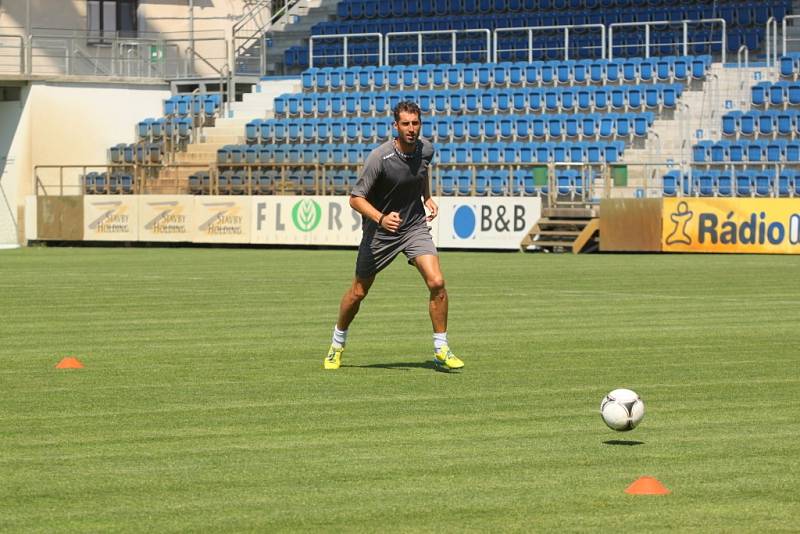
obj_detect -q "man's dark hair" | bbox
[393,100,421,122]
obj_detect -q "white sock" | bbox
[332,325,348,348]
[433,332,448,351]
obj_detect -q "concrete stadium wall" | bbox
[0,87,30,245]
[0,1,250,78]
[0,81,170,245]
[0,0,247,36]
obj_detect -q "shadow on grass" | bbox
[344,361,441,371]
[603,440,645,446]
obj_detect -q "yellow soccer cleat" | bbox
[433,345,464,372]
[324,344,344,370]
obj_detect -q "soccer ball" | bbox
[600,389,645,431]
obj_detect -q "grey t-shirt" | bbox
[351,137,434,233]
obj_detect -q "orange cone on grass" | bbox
[56,357,84,369]
[625,476,670,495]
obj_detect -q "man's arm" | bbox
[422,176,438,222]
[350,195,402,233]
[422,171,432,201]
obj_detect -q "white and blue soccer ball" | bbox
[600,389,645,431]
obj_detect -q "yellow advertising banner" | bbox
[663,198,800,254]
[138,195,193,242]
[84,195,138,241]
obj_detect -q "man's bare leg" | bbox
[414,255,463,370]
[413,254,447,333]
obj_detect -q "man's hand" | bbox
[424,197,438,222]
[380,211,402,233]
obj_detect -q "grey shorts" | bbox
[355,222,437,279]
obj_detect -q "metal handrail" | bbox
[781,14,800,60]
[34,158,800,200]
[386,29,491,66]
[737,45,749,69]
[609,18,727,63]
[737,45,749,99]
[494,24,606,63]
[766,16,777,69]
[671,161,797,199]
[232,0,271,36]
[22,32,229,80]
[308,32,383,68]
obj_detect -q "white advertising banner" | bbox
[251,196,363,246]
[138,195,193,242]
[193,196,251,244]
[74,195,538,249]
[436,197,542,250]
[84,195,139,241]
[251,195,442,246]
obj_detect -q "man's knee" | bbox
[350,280,372,301]
[426,276,445,293]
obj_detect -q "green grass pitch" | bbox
[1,247,799,531]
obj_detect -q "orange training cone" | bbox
[625,476,671,495]
[56,357,84,369]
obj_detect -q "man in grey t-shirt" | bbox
[324,101,464,372]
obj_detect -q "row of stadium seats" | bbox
[275,85,682,117]
[324,0,780,27]
[244,112,653,144]
[751,81,800,108]
[722,110,800,139]
[663,168,800,197]
[163,94,222,118]
[218,140,627,165]
[206,166,800,198]
[693,139,800,163]
[136,118,193,143]
[109,143,164,164]
[301,56,710,92]
[335,0,786,23]
[192,167,589,197]
[83,172,135,195]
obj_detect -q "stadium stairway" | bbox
[161,78,302,192]
[263,0,339,76]
[616,62,771,196]
[520,206,599,253]
[519,63,761,252]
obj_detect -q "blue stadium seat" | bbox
[754,170,773,197]
[769,82,787,107]
[788,83,800,106]
[717,170,733,197]
[722,111,741,137]
[662,169,680,196]
[752,82,770,107]
[710,140,730,163]
[475,170,491,196]
[437,171,456,196]
[693,141,712,163]
[780,54,799,79]
[778,169,794,197]
[736,170,755,197]
[456,171,473,195]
